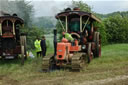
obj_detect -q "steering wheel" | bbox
[71,33,80,42]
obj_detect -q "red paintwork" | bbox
[61,38,68,43]
[13,46,21,54]
[56,39,80,61]
[57,42,71,60]
[2,33,14,38]
[70,46,80,52]
[0,46,21,56]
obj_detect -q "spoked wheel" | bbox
[20,35,27,65]
[99,37,101,57]
[87,43,93,63]
[93,32,101,58]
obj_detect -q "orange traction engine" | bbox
[56,38,81,64]
[57,42,71,60]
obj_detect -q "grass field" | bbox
[0,44,128,85]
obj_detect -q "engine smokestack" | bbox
[73,7,80,11]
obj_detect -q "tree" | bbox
[20,26,44,50]
[34,17,55,29]
[10,0,34,26]
[104,14,128,43]
[0,0,34,27]
[71,0,91,12]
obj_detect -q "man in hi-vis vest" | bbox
[34,37,42,57]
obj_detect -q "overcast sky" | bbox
[30,0,128,17]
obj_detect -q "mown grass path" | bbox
[0,44,128,85]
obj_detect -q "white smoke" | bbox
[0,0,20,16]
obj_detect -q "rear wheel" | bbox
[87,43,93,63]
[93,32,101,58]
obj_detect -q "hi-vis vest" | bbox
[65,33,74,41]
[34,39,41,52]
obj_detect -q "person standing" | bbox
[40,36,47,57]
[34,37,42,57]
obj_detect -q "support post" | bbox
[80,16,82,32]
[13,22,15,35]
[65,16,68,32]
[82,17,90,32]
[91,23,94,34]
[0,23,2,35]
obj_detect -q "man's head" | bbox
[62,32,66,38]
[42,36,45,40]
[62,32,65,35]
[36,37,40,40]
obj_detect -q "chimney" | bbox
[73,7,80,11]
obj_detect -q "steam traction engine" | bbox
[42,8,101,71]
[0,13,26,63]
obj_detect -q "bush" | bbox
[20,26,44,50]
[104,15,128,43]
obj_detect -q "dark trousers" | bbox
[42,48,46,57]
[37,51,42,57]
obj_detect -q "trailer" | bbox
[0,13,27,64]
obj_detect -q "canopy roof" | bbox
[0,15,24,23]
[56,11,101,23]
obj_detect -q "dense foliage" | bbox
[34,17,55,29]
[72,1,91,12]
[33,16,55,34]
[104,15,128,43]
[20,26,44,50]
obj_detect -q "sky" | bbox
[2,0,128,17]
[29,0,128,17]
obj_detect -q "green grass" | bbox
[31,47,54,57]
[0,47,54,80]
[82,44,128,80]
[0,44,128,85]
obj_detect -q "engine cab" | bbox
[0,12,24,59]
